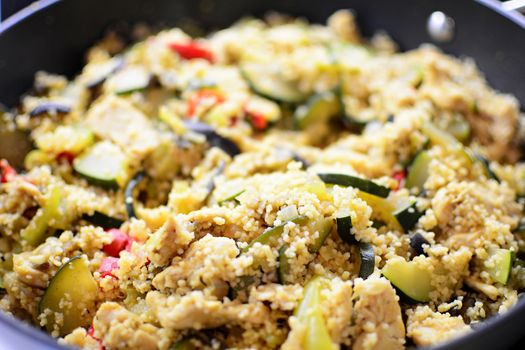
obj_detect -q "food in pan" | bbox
[1,9,524,350]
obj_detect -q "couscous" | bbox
[1,9,525,350]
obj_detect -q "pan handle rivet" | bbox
[427,11,455,42]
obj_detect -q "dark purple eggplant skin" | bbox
[29,102,71,117]
[184,120,241,157]
[85,56,125,89]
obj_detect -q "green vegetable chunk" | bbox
[405,151,432,192]
[294,92,340,130]
[20,186,62,246]
[241,62,306,104]
[358,242,375,279]
[336,215,356,244]
[73,141,129,189]
[39,256,98,336]
[278,245,290,284]
[295,277,336,350]
[382,257,432,302]
[242,216,307,253]
[486,249,513,285]
[393,200,424,232]
[317,173,390,198]
[308,217,334,253]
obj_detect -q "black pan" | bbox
[0,1,524,349]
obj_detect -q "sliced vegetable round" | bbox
[405,151,432,192]
[20,186,62,246]
[336,215,356,244]
[278,245,291,285]
[125,171,146,219]
[358,242,375,279]
[393,200,424,232]
[107,66,151,95]
[39,256,98,336]
[409,233,429,256]
[318,173,390,198]
[184,120,241,157]
[29,102,71,117]
[474,153,500,182]
[73,141,129,189]
[242,216,307,253]
[217,189,245,205]
[82,211,124,230]
[382,257,432,303]
[241,62,306,104]
[295,276,336,350]
[294,92,340,130]
[421,121,473,165]
[308,217,334,253]
[486,248,513,285]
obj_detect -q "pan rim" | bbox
[0,0,524,349]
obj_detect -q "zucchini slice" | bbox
[358,242,375,279]
[357,192,403,232]
[241,62,306,104]
[336,215,357,244]
[20,186,62,246]
[82,211,124,230]
[295,276,336,350]
[317,173,390,198]
[106,66,151,95]
[278,245,291,285]
[39,256,98,336]
[125,171,146,219]
[294,92,340,130]
[73,141,129,189]
[308,217,334,253]
[421,121,473,165]
[405,151,432,192]
[170,338,195,350]
[242,216,308,253]
[446,113,471,144]
[409,233,430,256]
[184,120,241,157]
[393,200,424,232]
[217,189,245,206]
[473,154,500,182]
[84,56,124,89]
[382,257,432,302]
[485,249,513,285]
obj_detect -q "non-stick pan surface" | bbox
[0,1,524,349]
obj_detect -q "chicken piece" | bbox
[152,234,238,297]
[85,95,159,158]
[146,290,270,330]
[406,305,470,347]
[352,276,405,350]
[145,215,194,266]
[93,302,161,350]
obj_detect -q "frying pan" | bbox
[0,0,524,349]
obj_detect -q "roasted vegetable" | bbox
[317,173,390,198]
[405,150,432,192]
[73,141,129,189]
[243,216,307,253]
[20,186,62,246]
[125,171,146,219]
[184,120,241,157]
[358,242,375,279]
[241,62,306,104]
[485,248,513,285]
[409,233,430,256]
[278,245,291,285]
[393,200,424,232]
[39,256,98,336]
[29,102,71,117]
[82,211,124,230]
[382,257,432,302]
[294,92,340,130]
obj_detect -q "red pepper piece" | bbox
[392,170,406,191]
[186,89,225,117]
[0,159,17,183]
[87,326,105,350]
[102,229,130,257]
[99,257,119,278]
[56,151,75,166]
[247,110,268,130]
[169,41,214,63]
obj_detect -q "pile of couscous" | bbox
[1,10,525,350]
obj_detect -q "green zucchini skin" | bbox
[317,173,390,198]
[336,215,357,244]
[82,211,124,229]
[240,63,306,104]
[125,171,146,219]
[278,245,290,285]
[405,150,432,192]
[393,202,424,232]
[293,92,341,130]
[184,121,240,157]
[474,154,500,182]
[358,242,375,279]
